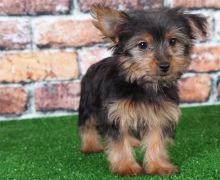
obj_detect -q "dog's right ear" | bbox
[91,5,128,43]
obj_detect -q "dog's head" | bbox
[91,5,207,85]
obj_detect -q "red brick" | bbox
[171,0,220,8]
[0,87,27,114]
[0,0,71,15]
[35,83,80,111]
[78,47,111,74]
[0,0,26,15]
[26,0,71,15]
[189,46,220,73]
[33,18,103,48]
[0,52,78,83]
[79,0,163,12]
[0,18,30,50]
[178,75,211,103]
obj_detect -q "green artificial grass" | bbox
[0,105,220,179]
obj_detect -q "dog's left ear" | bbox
[91,5,129,43]
[184,13,208,39]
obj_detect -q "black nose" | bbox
[159,62,170,72]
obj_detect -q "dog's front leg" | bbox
[106,135,142,176]
[143,128,178,176]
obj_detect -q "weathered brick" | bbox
[171,0,220,8]
[79,0,163,12]
[0,0,71,15]
[0,18,30,50]
[26,0,71,15]
[178,75,211,103]
[35,83,80,111]
[78,47,111,74]
[0,0,26,15]
[0,52,78,83]
[189,46,220,73]
[0,87,27,114]
[33,18,103,48]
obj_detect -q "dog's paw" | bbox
[81,145,103,154]
[112,162,142,176]
[144,163,178,176]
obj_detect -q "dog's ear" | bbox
[184,13,208,39]
[91,5,128,43]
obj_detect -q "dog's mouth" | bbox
[137,71,183,85]
[159,73,169,77]
[158,71,170,77]
[157,73,172,79]
[155,71,183,82]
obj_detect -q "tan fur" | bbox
[142,33,154,44]
[119,56,155,84]
[165,29,191,74]
[107,99,180,133]
[119,50,189,86]
[106,100,179,176]
[171,56,190,76]
[125,33,154,49]
[106,137,142,176]
[187,17,206,38]
[143,129,178,175]
[119,33,156,84]
[165,27,191,45]
[107,98,180,174]
[80,116,103,153]
[119,30,191,85]
[91,5,127,42]
[120,52,190,85]
[127,134,141,147]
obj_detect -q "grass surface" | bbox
[0,105,220,179]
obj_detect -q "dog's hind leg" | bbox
[79,115,103,153]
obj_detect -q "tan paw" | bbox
[112,162,142,176]
[144,163,178,176]
[81,145,103,154]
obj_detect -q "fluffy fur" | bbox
[78,5,207,176]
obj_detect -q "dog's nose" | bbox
[159,62,170,72]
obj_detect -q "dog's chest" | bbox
[107,99,180,131]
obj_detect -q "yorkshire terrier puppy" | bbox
[78,5,207,176]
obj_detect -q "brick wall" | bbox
[0,0,220,121]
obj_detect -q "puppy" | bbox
[78,5,207,176]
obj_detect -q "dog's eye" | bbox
[138,42,148,50]
[169,38,177,46]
